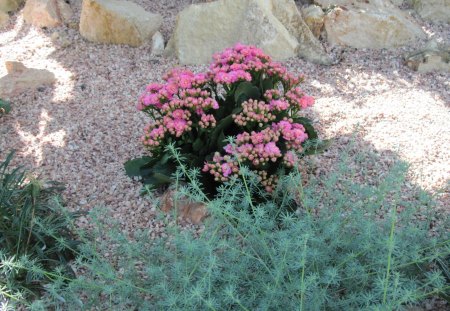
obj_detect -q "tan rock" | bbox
[0,10,8,27]
[5,61,26,73]
[323,1,425,49]
[23,0,72,28]
[79,0,162,47]
[405,41,450,73]
[301,5,324,38]
[0,61,56,98]
[0,0,23,13]
[161,189,208,224]
[166,0,331,65]
[413,0,450,23]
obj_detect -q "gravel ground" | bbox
[0,0,448,236]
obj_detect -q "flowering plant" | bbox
[125,44,326,194]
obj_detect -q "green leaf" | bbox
[209,115,234,149]
[260,78,274,93]
[138,158,176,188]
[124,157,152,177]
[193,138,204,153]
[234,82,261,105]
[217,131,227,149]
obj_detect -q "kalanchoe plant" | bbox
[125,44,328,195]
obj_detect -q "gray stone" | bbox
[151,31,165,56]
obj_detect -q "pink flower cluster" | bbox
[139,69,220,147]
[137,43,317,194]
[285,87,315,110]
[272,120,308,150]
[233,99,276,127]
[210,44,299,86]
[205,119,309,192]
[202,153,239,182]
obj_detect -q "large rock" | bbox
[166,0,331,65]
[0,61,56,98]
[23,0,72,28]
[405,41,450,73]
[323,0,425,49]
[79,0,162,47]
[0,0,23,13]
[413,0,450,23]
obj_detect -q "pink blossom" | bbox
[221,163,232,177]
[299,95,315,108]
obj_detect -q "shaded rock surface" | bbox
[323,0,425,49]
[0,61,56,98]
[406,41,450,73]
[271,0,332,64]
[166,0,331,65]
[23,0,72,28]
[413,0,450,23]
[79,0,162,47]
[301,4,324,38]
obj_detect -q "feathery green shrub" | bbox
[0,151,80,305]
[32,145,449,310]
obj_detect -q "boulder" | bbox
[0,0,23,13]
[323,1,425,49]
[151,31,164,56]
[301,5,324,38]
[79,0,162,47]
[23,0,72,28]
[0,61,56,98]
[0,10,8,27]
[405,41,450,73]
[413,0,450,23]
[166,0,331,65]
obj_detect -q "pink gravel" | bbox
[0,0,448,234]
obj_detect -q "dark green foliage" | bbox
[0,151,80,304]
[36,146,449,310]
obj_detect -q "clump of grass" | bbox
[31,145,449,310]
[0,151,80,306]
